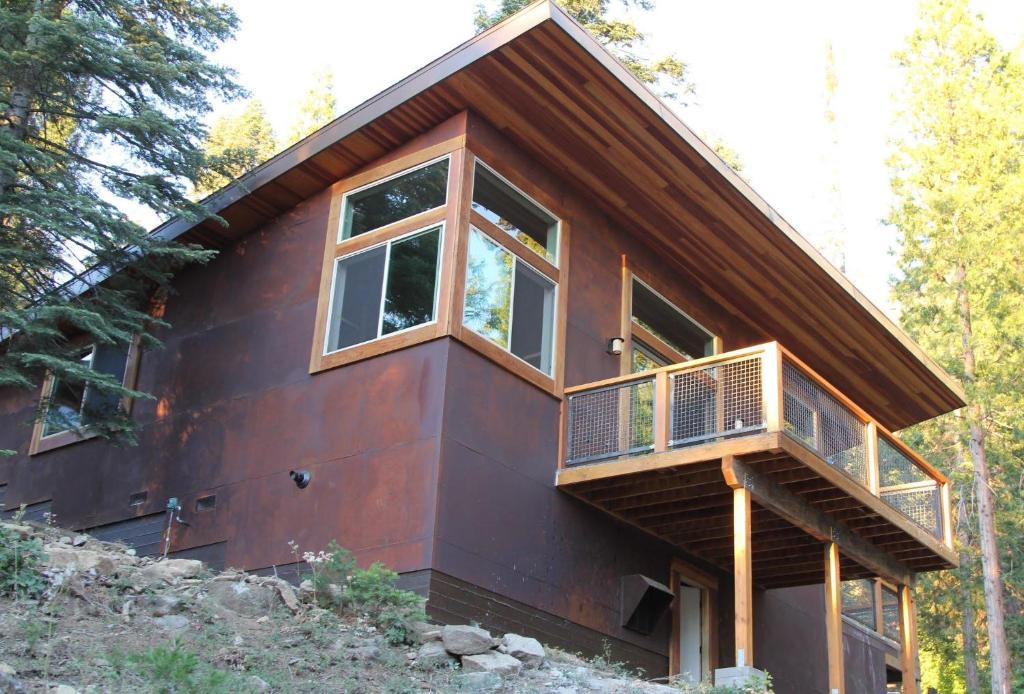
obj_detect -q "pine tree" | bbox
[194,99,278,198]
[888,1,1024,691]
[285,68,337,145]
[0,1,243,447]
[474,0,694,102]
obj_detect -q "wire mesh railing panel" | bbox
[878,436,942,538]
[669,356,764,447]
[841,579,877,631]
[881,486,942,538]
[782,359,867,483]
[882,587,900,643]
[565,379,654,466]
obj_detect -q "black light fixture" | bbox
[607,337,625,355]
[289,470,311,489]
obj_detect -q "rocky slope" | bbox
[0,519,733,693]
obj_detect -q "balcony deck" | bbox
[556,343,957,590]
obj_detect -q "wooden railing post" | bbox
[760,343,783,433]
[898,585,920,694]
[733,481,754,668]
[866,421,880,496]
[654,370,670,452]
[940,482,953,548]
[824,542,845,694]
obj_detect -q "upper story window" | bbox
[471,162,558,264]
[463,228,556,375]
[325,225,442,353]
[32,339,139,454]
[631,279,714,367]
[339,158,449,240]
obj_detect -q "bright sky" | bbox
[213,0,1024,318]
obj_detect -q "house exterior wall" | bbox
[0,111,902,687]
[0,184,446,577]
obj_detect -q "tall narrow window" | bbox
[340,158,449,240]
[464,228,556,375]
[325,226,442,353]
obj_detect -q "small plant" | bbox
[129,640,237,693]
[589,639,638,679]
[0,522,46,598]
[672,672,775,694]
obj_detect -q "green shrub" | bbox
[129,641,237,693]
[0,522,46,598]
[673,673,775,694]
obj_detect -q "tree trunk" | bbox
[0,0,45,200]
[955,263,1011,693]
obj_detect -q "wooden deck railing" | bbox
[561,342,953,547]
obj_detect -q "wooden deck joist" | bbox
[556,432,956,589]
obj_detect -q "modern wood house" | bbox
[0,2,963,691]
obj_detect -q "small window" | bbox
[463,228,555,374]
[631,280,713,361]
[325,225,442,353]
[881,586,900,642]
[42,343,131,438]
[472,162,558,263]
[340,158,449,240]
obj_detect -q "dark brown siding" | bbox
[0,178,446,578]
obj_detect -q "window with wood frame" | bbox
[311,146,463,373]
[31,338,141,455]
[626,276,717,374]
[462,161,559,377]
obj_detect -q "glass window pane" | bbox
[463,228,513,348]
[632,280,713,360]
[841,579,877,631]
[510,262,555,374]
[43,347,94,436]
[327,245,386,351]
[342,159,449,239]
[82,343,131,422]
[472,164,558,262]
[631,341,670,374]
[382,227,441,335]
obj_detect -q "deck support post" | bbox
[824,541,845,694]
[733,483,753,668]
[898,585,920,694]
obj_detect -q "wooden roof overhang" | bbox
[120,0,962,430]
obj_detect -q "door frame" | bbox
[669,558,719,681]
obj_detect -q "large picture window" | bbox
[463,228,555,374]
[325,226,442,353]
[339,158,449,240]
[631,278,714,366]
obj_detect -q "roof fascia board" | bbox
[543,2,965,405]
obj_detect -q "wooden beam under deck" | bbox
[556,431,955,588]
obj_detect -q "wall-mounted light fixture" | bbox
[290,470,311,489]
[606,337,625,355]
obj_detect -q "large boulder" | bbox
[498,633,545,667]
[207,581,279,618]
[42,545,119,575]
[259,577,300,613]
[408,621,442,644]
[461,652,523,676]
[440,624,496,655]
[139,559,203,584]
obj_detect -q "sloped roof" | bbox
[65,0,965,429]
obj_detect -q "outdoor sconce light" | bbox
[289,470,311,489]
[607,337,625,355]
